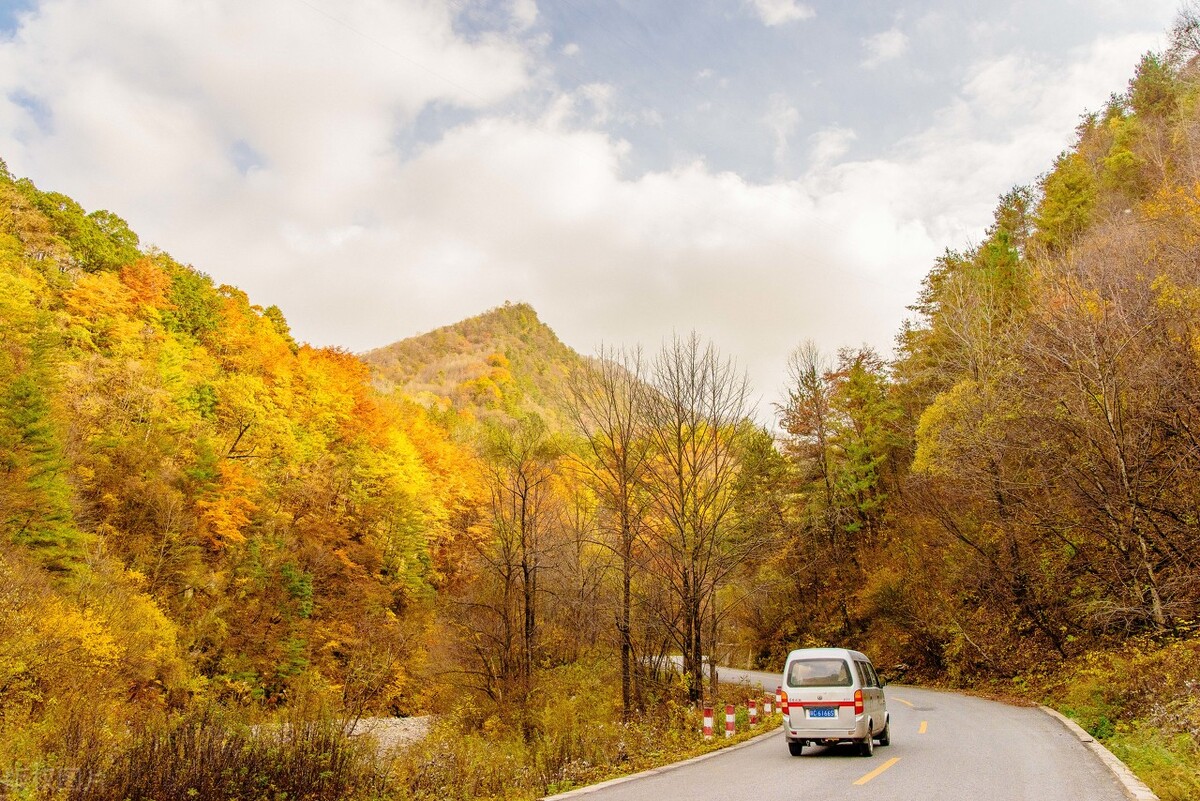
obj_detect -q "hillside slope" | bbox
[744,43,1200,801]
[0,159,486,796]
[362,302,586,425]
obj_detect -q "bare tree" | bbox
[1016,221,1200,632]
[1169,0,1200,64]
[564,346,650,719]
[640,333,755,704]
[549,470,613,664]
[452,414,562,713]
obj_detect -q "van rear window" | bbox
[786,658,853,687]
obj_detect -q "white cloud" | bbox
[0,0,531,218]
[561,42,581,57]
[542,82,647,131]
[578,83,617,125]
[0,1,1172,421]
[511,0,538,31]
[808,126,856,167]
[1077,0,1178,23]
[747,0,815,27]
[825,31,1162,251]
[378,115,923,417]
[961,54,1041,119]
[764,94,800,170]
[861,27,909,68]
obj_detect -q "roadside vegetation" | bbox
[392,661,780,801]
[3,9,1200,801]
[1028,637,1200,801]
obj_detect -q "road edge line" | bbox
[1038,706,1159,801]
[540,725,782,800]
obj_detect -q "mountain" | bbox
[361,302,586,426]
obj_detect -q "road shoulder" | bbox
[1039,706,1159,801]
[542,725,781,800]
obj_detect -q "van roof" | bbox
[784,647,871,662]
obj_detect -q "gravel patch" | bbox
[346,716,433,754]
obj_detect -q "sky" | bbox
[0,0,1182,420]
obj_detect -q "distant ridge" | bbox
[361,302,584,424]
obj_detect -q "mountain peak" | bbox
[361,302,582,423]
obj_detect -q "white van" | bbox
[780,647,890,756]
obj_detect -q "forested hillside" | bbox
[4,20,1200,801]
[735,38,1200,797]
[0,161,490,796]
[756,44,1200,673]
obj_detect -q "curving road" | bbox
[549,667,1134,801]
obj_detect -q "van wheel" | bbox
[859,731,874,757]
[878,719,891,746]
[788,741,804,756]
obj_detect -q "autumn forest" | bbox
[4,22,1200,801]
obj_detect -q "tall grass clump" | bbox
[63,710,388,801]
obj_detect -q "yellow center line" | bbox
[893,696,915,708]
[854,757,901,786]
[919,720,928,734]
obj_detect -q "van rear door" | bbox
[785,656,854,732]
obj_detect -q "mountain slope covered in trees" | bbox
[741,39,1200,798]
[362,302,584,426]
[0,161,491,796]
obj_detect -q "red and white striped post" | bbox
[725,704,736,738]
[764,695,773,715]
[749,698,758,726]
[703,706,714,739]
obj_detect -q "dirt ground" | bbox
[346,716,432,753]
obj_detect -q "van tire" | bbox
[788,741,804,756]
[878,719,891,746]
[859,730,874,757]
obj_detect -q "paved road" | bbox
[715,664,785,695]
[552,677,1132,801]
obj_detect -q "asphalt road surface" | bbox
[554,667,1132,801]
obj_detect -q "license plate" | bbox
[807,706,837,719]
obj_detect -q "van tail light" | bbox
[780,689,789,713]
[854,689,864,715]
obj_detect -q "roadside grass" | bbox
[1018,636,1200,801]
[2,659,778,801]
[1107,730,1200,801]
[83,713,386,801]
[390,660,781,800]
[2,707,391,801]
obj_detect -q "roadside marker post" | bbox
[725,704,735,738]
[764,695,773,715]
[703,707,713,739]
[749,698,758,726]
